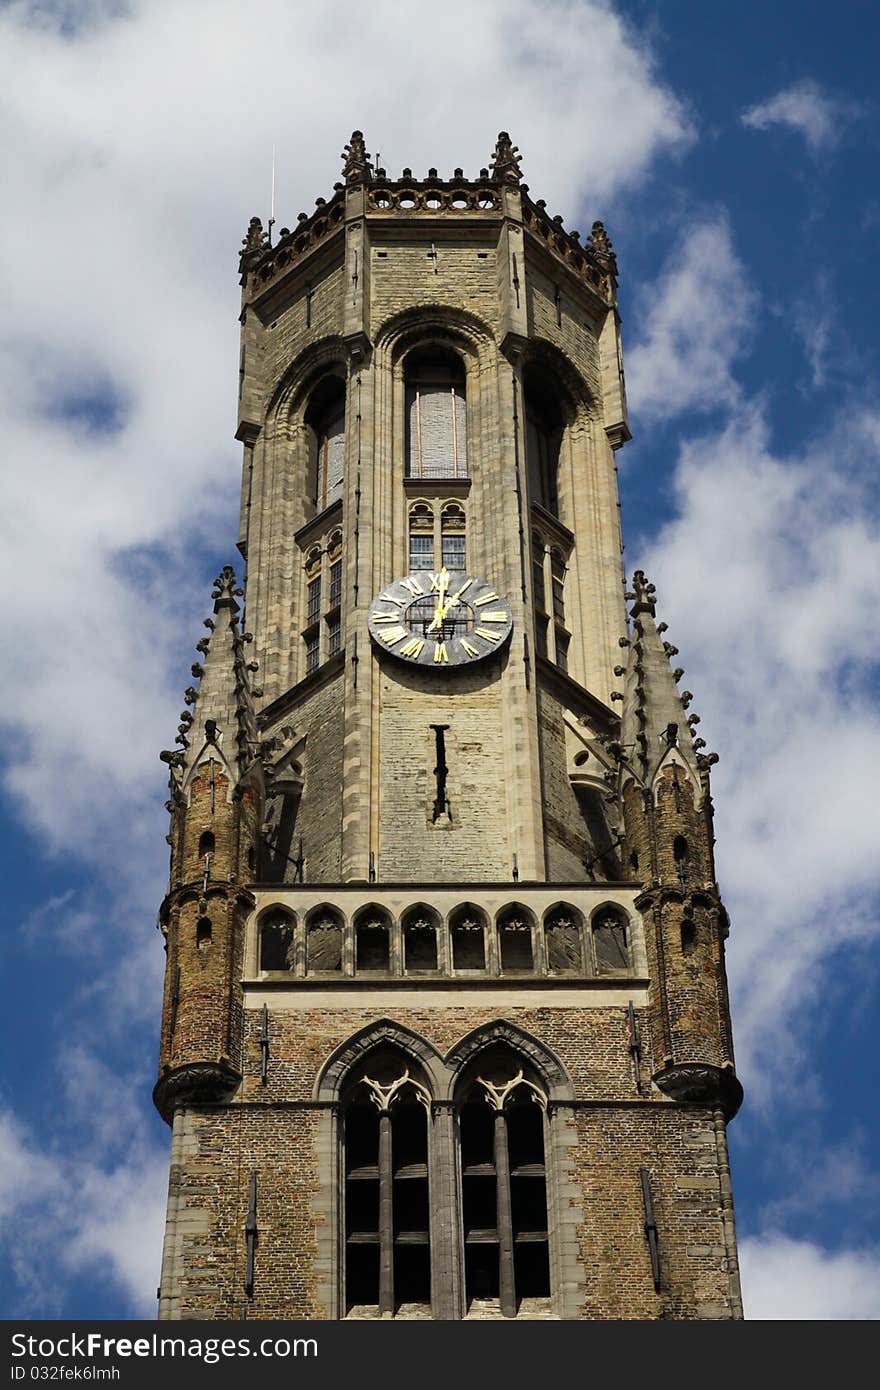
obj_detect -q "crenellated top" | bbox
[613,571,717,797]
[160,565,263,799]
[238,130,618,307]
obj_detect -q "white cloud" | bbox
[0,1105,167,1317]
[625,217,756,423]
[741,1234,880,1319]
[741,79,858,155]
[640,388,880,1100]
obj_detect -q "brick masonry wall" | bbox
[165,1001,736,1320]
[370,240,500,333]
[264,669,345,884]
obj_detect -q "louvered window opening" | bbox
[460,1090,550,1314]
[345,1095,431,1315]
[317,411,345,511]
[407,383,467,478]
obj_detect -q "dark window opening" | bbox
[198,830,215,858]
[327,612,341,657]
[459,1077,550,1314]
[259,914,294,971]
[304,629,319,676]
[307,575,322,625]
[681,919,696,956]
[431,725,450,822]
[451,915,486,970]
[306,376,346,512]
[674,835,689,890]
[404,919,437,972]
[344,1080,431,1315]
[524,370,564,518]
[196,916,212,950]
[534,614,549,660]
[555,630,570,674]
[356,917,390,972]
[499,917,533,972]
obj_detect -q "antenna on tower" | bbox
[268,144,276,246]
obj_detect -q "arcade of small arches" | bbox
[252,900,634,979]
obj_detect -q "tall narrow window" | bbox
[450,906,486,971]
[344,1065,432,1317]
[523,369,563,517]
[354,908,391,973]
[406,350,467,478]
[307,574,322,624]
[458,1061,550,1317]
[307,908,343,972]
[259,910,294,971]
[592,906,629,973]
[441,502,466,570]
[409,503,434,571]
[402,908,439,972]
[307,377,346,512]
[304,629,320,675]
[327,612,341,657]
[498,910,534,972]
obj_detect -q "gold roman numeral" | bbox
[400,637,425,658]
[400,576,426,597]
[460,639,479,657]
[433,642,449,663]
[475,627,502,643]
[474,591,499,607]
[378,625,408,646]
[452,578,473,599]
[378,591,406,607]
[481,610,508,623]
[372,610,402,623]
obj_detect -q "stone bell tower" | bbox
[154,131,744,1320]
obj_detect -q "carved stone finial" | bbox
[629,570,657,617]
[490,131,523,184]
[591,220,619,277]
[341,130,372,184]
[239,216,267,269]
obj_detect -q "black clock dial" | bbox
[367,568,513,668]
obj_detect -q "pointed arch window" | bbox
[523,370,563,517]
[343,1062,433,1317]
[306,376,346,513]
[259,909,295,972]
[591,906,630,973]
[457,1054,550,1317]
[405,350,467,479]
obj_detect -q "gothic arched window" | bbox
[306,906,344,973]
[402,906,439,973]
[449,904,487,972]
[259,908,295,972]
[405,350,467,479]
[457,1050,550,1317]
[354,906,392,973]
[497,907,535,973]
[306,375,346,512]
[591,905,630,974]
[343,1058,433,1317]
[544,906,585,974]
[523,369,563,517]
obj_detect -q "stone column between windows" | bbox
[378,1109,394,1316]
[430,1102,462,1320]
[494,1109,517,1318]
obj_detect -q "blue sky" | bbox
[1,0,878,1319]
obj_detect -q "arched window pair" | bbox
[301,530,343,677]
[408,501,466,574]
[405,350,468,479]
[341,1043,552,1318]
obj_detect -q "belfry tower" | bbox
[154,132,744,1320]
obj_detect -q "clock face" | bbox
[367,568,513,668]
